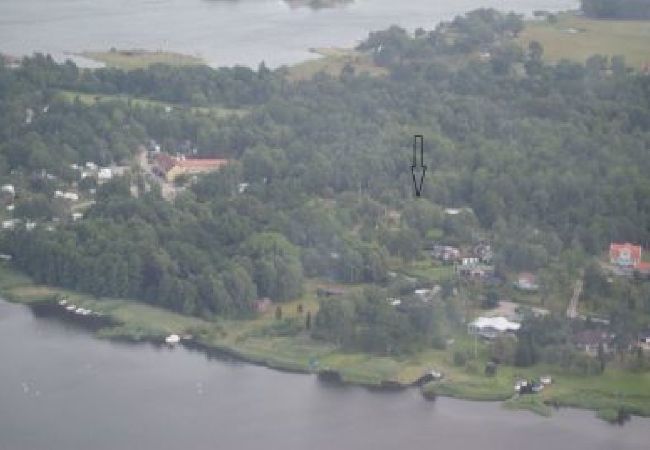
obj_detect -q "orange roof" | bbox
[176,158,229,169]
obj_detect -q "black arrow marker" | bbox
[411,134,426,197]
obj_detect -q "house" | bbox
[431,245,460,262]
[2,219,19,229]
[637,331,650,352]
[462,257,479,266]
[573,330,614,356]
[153,153,229,182]
[54,191,79,201]
[609,243,642,268]
[468,316,520,339]
[515,272,539,292]
[253,298,272,313]
[1,184,15,204]
[473,243,493,263]
[458,265,489,280]
[97,167,113,181]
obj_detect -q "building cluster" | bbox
[70,161,125,184]
[609,242,650,277]
[152,152,229,183]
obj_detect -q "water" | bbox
[0,0,578,67]
[0,298,648,450]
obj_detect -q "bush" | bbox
[453,350,468,366]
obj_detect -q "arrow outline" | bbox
[411,134,427,197]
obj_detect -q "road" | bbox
[566,277,583,319]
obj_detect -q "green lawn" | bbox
[57,90,249,118]
[81,50,203,70]
[397,260,455,283]
[518,13,650,69]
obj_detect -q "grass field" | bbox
[81,49,203,70]
[56,90,249,118]
[518,13,650,69]
[1,263,649,420]
[398,260,456,283]
[285,48,388,81]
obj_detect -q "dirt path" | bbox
[566,278,583,319]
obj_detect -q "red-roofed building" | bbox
[609,243,642,268]
[153,153,229,182]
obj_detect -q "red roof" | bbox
[609,243,642,266]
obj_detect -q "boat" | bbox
[165,334,180,344]
[66,305,76,311]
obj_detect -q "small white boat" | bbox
[66,305,76,311]
[165,334,180,345]
[75,307,85,314]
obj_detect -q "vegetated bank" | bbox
[2,264,650,422]
[81,49,204,70]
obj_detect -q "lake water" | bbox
[1,298,649,450]
[0,0,578,67]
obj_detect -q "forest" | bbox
[1,9,650,356]
[581,0,650,19]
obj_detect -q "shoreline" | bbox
[1,265,648,423]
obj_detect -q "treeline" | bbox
[581,0,650,19]
[18,54,279,107]
[2,9,650,323]
[358,8,524,65]
[3,178,304,317]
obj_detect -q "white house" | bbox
[54,191,79,201]
[468,316,520,339]
[98,168,113,181]
[462,257,480,266]
[2,219,18,230]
